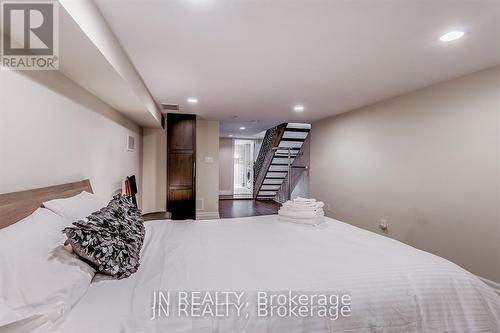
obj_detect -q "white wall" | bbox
[0,69,143,203]
[142,128,167,214]
[196,118,220,219]
[311,66,500,283]
[59,0,162,127]
[219,138,234,195]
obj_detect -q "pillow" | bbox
[62,194,145,279]
[43,191,108,221]
[0,208,95,331]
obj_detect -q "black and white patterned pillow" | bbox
[62,194,145,279]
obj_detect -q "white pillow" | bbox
[0,208,95,332]
[43,191,108,221]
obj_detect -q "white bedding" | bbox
[53,215,500,332]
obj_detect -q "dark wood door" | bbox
[167,114,196,220]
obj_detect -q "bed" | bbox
[1,180,499,333]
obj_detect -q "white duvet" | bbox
[53,215,500,333]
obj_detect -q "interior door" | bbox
[167,113,196,220]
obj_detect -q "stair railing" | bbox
[253,123,287,199]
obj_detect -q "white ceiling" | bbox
[58,8,145,121]
[219,118,281,139]
[1,6,156,125]
[58,0,160,128]
[94,0,500,135]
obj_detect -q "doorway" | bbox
[167,113,196,220]
[233,139,254,199]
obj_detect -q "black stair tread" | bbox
[270,163,289,166]
[284,128,310,132]
[280,138,306,142]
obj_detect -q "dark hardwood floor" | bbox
[143,211,171,221]
[219,194,253,200]
[219,199,280,219]
[143,200,280,220]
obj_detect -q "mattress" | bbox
[53,215,500,332]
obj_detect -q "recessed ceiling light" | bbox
[439,31,465,42]
[239,127,246,130]
[294,105,305,112]
[187,97,198,104]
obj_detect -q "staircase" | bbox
[253,123,311,200]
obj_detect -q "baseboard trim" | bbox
[196,211,220,220]
[219,190,232,195]
[477,275,500,295]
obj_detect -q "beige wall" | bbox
[0,69,143,204]
[196,118,220,219]
[311,66,500,283]
[142,128,167,214]
[219,138,234,195]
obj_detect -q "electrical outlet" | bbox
[379,219,389,233]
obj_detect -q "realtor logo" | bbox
[1,1,59,70]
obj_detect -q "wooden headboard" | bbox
[0,179,93,229]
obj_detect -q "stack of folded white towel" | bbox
[278,197,325,225]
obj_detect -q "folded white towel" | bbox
[283,208,324,215]
[280,207,323,215]
[283,200,324,210]
[278,208,324,219]
[280,198,325,224]
[294,197,316,203]
[291,200,316,205]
